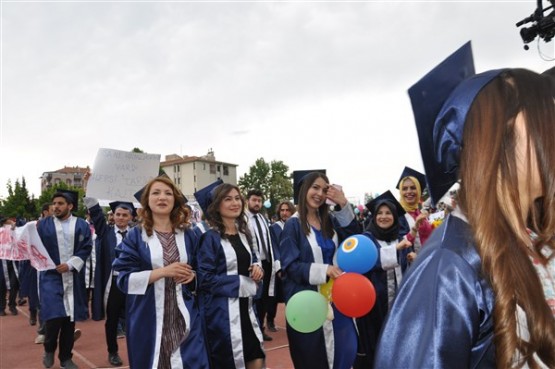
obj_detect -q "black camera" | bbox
[516,0,555,49]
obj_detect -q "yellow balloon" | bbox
[319,279,334,302]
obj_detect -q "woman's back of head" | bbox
[458,68,555,368]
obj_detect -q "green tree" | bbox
[35,182,87,219]
[0,177,37,220]
[238,158,293,219]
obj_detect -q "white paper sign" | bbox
[428,210,445,222]
[86,148,161,206]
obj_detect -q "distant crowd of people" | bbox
[1,45,555,369]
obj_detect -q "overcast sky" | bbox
[1,0,554,205]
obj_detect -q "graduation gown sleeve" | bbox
[374,215,496,369]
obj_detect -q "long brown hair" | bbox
[206,183,253,246]
[139,177,190,237]
[297,172,334,239]
[458,69,555,368]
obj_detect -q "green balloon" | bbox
[286,290,328,333]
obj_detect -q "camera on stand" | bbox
[516,0,555,49]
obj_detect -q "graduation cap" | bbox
[52,189,79,210]
[366,190,406,217]
[408,41,505,206]
[292,169,326,205]
[133,173,188,205]
[396,166,427,192]
[193,179,224,214]
[109,201,137,217]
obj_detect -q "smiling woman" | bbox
[279,171,361,369]
[196,182,266,369]
[354,190,412,369]
[112,176,209,369]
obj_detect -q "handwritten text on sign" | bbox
[0,223,56,271]
[86,148,161,205]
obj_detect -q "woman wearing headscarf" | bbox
[397,167,433,263]
[353,191,411,369]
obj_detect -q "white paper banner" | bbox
[86,148,161,206]
[0,223,56,271]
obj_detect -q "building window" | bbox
[177,177,181,185]
[223,166,229,176]
[194,175,196,183]
[203,163,206,170]
[217,165,221,172]
[193,163,196,170]
[210,164,216,174]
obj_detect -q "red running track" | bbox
[0,303,293,369]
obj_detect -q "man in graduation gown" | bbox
[37,190,92,369]
[245,189,280,342]
[267,200,295,330]
[85,198,134,367]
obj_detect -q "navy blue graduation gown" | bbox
[113,226,209,369]
[197,230,264,369]
[280,207,361,369]
[88,203,123,321]
[354,231,407,369]
[18,260,39,310]
[374,210,496,368]
[37,216,92,322]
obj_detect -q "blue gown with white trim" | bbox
[280,207,361,369]
[374,211,496,368]
[354,231,407,369]
[37,216,92,322]
[197,229,264,369]
[113,226,209,369]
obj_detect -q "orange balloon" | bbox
[331,273,376,318]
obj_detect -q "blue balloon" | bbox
[336,234,378,274]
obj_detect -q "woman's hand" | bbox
[249,264,264,283]
[414,211,428,227]
[407,251,417,263]
[326,184,348,208]
[166,262,194,284]
[397,239,413,250]
[326,265,343,279]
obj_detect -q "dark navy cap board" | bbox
[193,179,224,214]
[109,201,137,217]
[52,189,79,209]
[408,41,505,206]
[292,169,326,205]
[366,190,406,217]
[396,166,427,192]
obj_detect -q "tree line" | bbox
[0,158,293,221]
